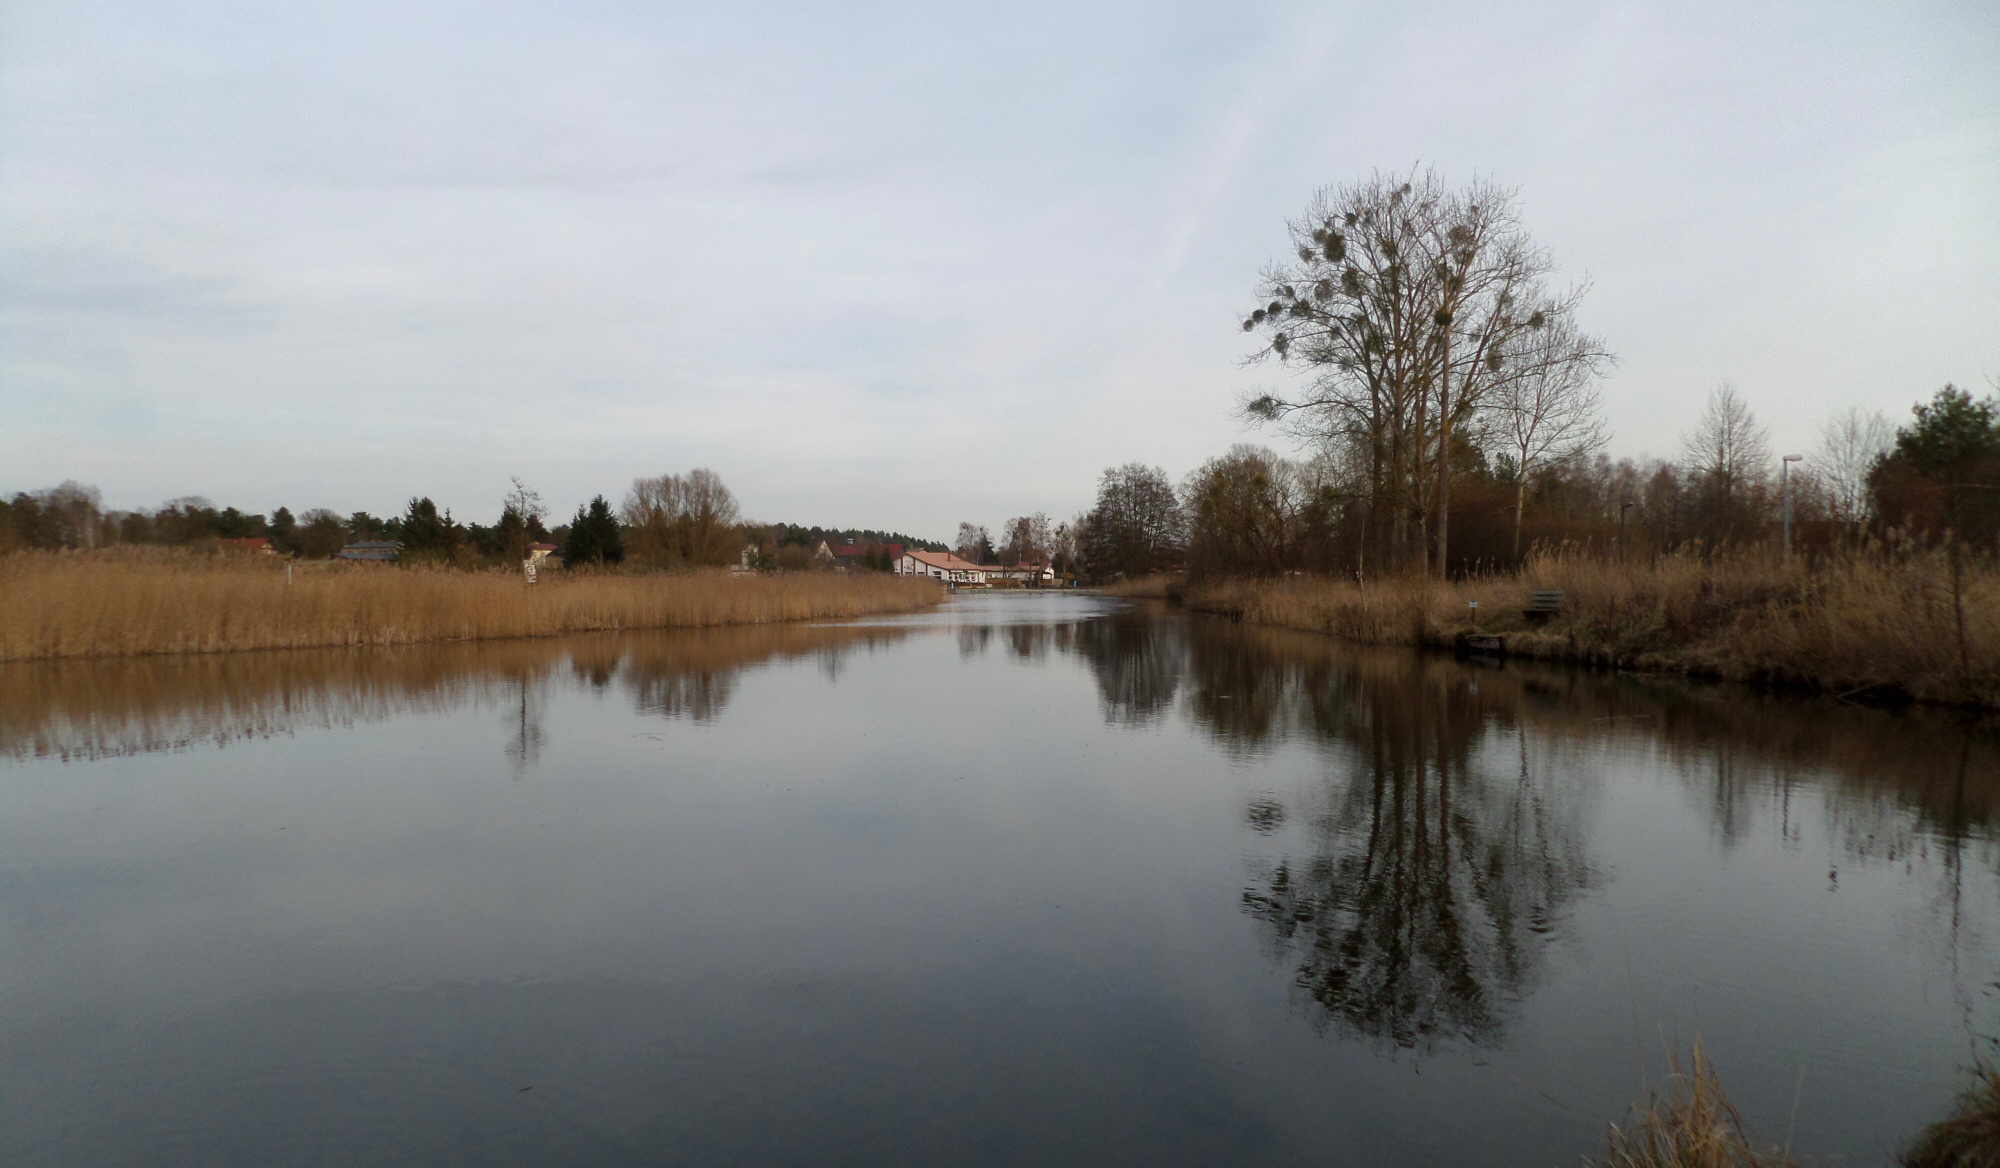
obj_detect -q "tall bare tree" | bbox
[954,522,991,564]
[1081,463,1183,580]
[1241,167,1604,577]
[1681,383,1771,542]
[1493,318,1610,556]
[622,468,741,567]
[1812,405,1893,532]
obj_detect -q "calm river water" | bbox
[3,593,1996,1164]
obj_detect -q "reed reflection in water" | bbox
[0,622,919,764]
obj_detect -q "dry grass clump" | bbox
[1589,1045,1797,1168]
[1181,543,2000,707]
[0,549,944,661]
[1902,1070,2000,1168]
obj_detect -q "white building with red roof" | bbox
[895,548,989,584]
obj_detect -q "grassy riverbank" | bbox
[1180,546,2000,708]
[0,550,944,661]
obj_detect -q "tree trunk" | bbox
[1435,334,1453,579]
[1513,474,1528,562]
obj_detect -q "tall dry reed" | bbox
[1183,543,2000,707]
[1589,1045,1798,1168]
[0,549,944,661]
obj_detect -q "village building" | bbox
[981,561,1056,584]
[526,542,559,563]
[895,548,989,584]
[219,537,278,556]
[894,549,1058,586]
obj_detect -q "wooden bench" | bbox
[1523,589,1565,625]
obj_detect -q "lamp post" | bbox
[1781,454,1803,557]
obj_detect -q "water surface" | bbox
[3,594,1995,1164]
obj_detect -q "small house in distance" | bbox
[336,540,402,563]
[219,537,278,556]
[895,548,987,584]
[526,542,559,564]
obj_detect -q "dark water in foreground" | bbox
[3,594,1997,1165]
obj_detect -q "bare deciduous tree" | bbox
[1681,383,1771,541]
[622,468,741,567]
[1812,406,1893,531]
[954,522,991,564]
[1240,167,1606,577]
[1493,318,1610,556]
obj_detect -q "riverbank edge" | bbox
[1136,572,2000,712]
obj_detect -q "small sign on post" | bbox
[523,558,539,585]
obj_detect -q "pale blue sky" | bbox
[3,0,1994,538]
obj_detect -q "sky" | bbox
[2,0,1995,540]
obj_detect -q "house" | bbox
[336,540,402,563]
[219,537,277,556]
[812,540,837,564]
[895,548,990,584]
[526,542,559,564]
[980,561,1056,584]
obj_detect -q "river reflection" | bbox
[2,597,1996,1164]
[1075,615,2000,1070]
[0,622,918,763]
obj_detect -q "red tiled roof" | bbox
[905,549,985,572]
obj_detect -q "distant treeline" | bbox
[0,468,948,572]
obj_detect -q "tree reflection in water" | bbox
[1062,618,1599,1050]
[1063,615,2000,1055]
[1069,613,1183,727]
[501,665,546,774]
[1236,655,1595,1051]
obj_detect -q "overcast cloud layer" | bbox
[3,0,1994,538]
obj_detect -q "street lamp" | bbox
[1781,454,1804,556]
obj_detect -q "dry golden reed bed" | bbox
[1183,545,2000,708]
[0,550,944,661]
[1099,573,1179,599]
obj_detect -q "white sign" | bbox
[523,559,539,585]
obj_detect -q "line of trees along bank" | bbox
[1072,380,2000,585]
[1,467,947,576]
